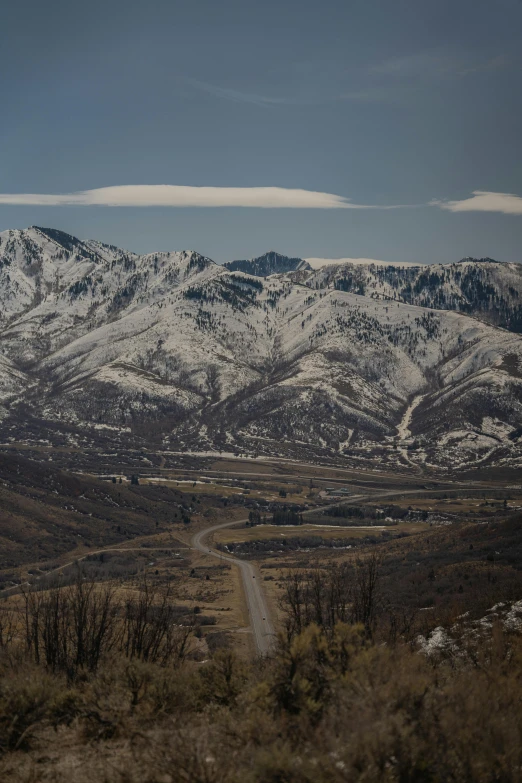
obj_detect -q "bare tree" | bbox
[280,572,305,638]
[280,556,382,640]
[352,553,381,638]
[0,605,16,650]
[19,572,195,677]
[21,574,119,677]
[122,578,194,666]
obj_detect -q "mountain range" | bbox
[1,226,522,473]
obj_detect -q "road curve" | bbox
[3,484,505,650]
[190,484,507,654]
[191,519,276,656]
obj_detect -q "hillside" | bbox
[225,251,522,333]
[0,453,190,576]
[1,228,522,471]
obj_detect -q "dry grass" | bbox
[212,521,428,545]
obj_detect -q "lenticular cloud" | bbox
[0,185,356,209]
[433,190,522,215]
[1,185,520,213]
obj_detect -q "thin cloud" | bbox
[370,51,510,79]
[340,86,417,103]
[433,191,522,215]
[0,184,409,210]
[184,78,291,108]
[184,77,398,107]
[457,55,509,77]
[370,52,453,76]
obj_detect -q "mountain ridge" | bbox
[1,227,522,472]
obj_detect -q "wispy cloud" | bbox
[456,55,509,77]
[433,191,522,215]
[340,86,417,104]
[370,52,454,76]
[183,51,514,111]
[183,77,402,108]
[370,51,510,79]
[183,78,290,108]
[0,184,408,209]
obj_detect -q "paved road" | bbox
[191,518,276,656]
[193,484,510,654]
[187,490,405,656]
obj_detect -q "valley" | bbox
[2,437,522,781]
[2,218,521,659]
[1,446,520,655]
[1,227,522,772]
[2,0,521,776]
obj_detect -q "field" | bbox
[212,520,428,543]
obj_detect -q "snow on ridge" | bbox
[305,257,424,269]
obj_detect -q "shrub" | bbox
[0,662,78,754]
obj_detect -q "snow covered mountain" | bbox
[305,257,522,334]
[225,252,522,334]
[1,226,522,472]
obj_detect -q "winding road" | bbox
[191,518,275,655]
[0,523,277,656]
[190,483,507,655]
[2,479,507,657]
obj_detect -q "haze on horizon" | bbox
[1,0,521,264]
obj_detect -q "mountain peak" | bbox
[31,226,88,253]
[224,251,311,277]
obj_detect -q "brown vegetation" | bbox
[1,550,522,781]
[2,453,522,780]
[1,617,522,780]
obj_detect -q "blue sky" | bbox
[1,0,521,263]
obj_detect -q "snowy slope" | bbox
[304,257,522,333]
[1,228,522,470]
